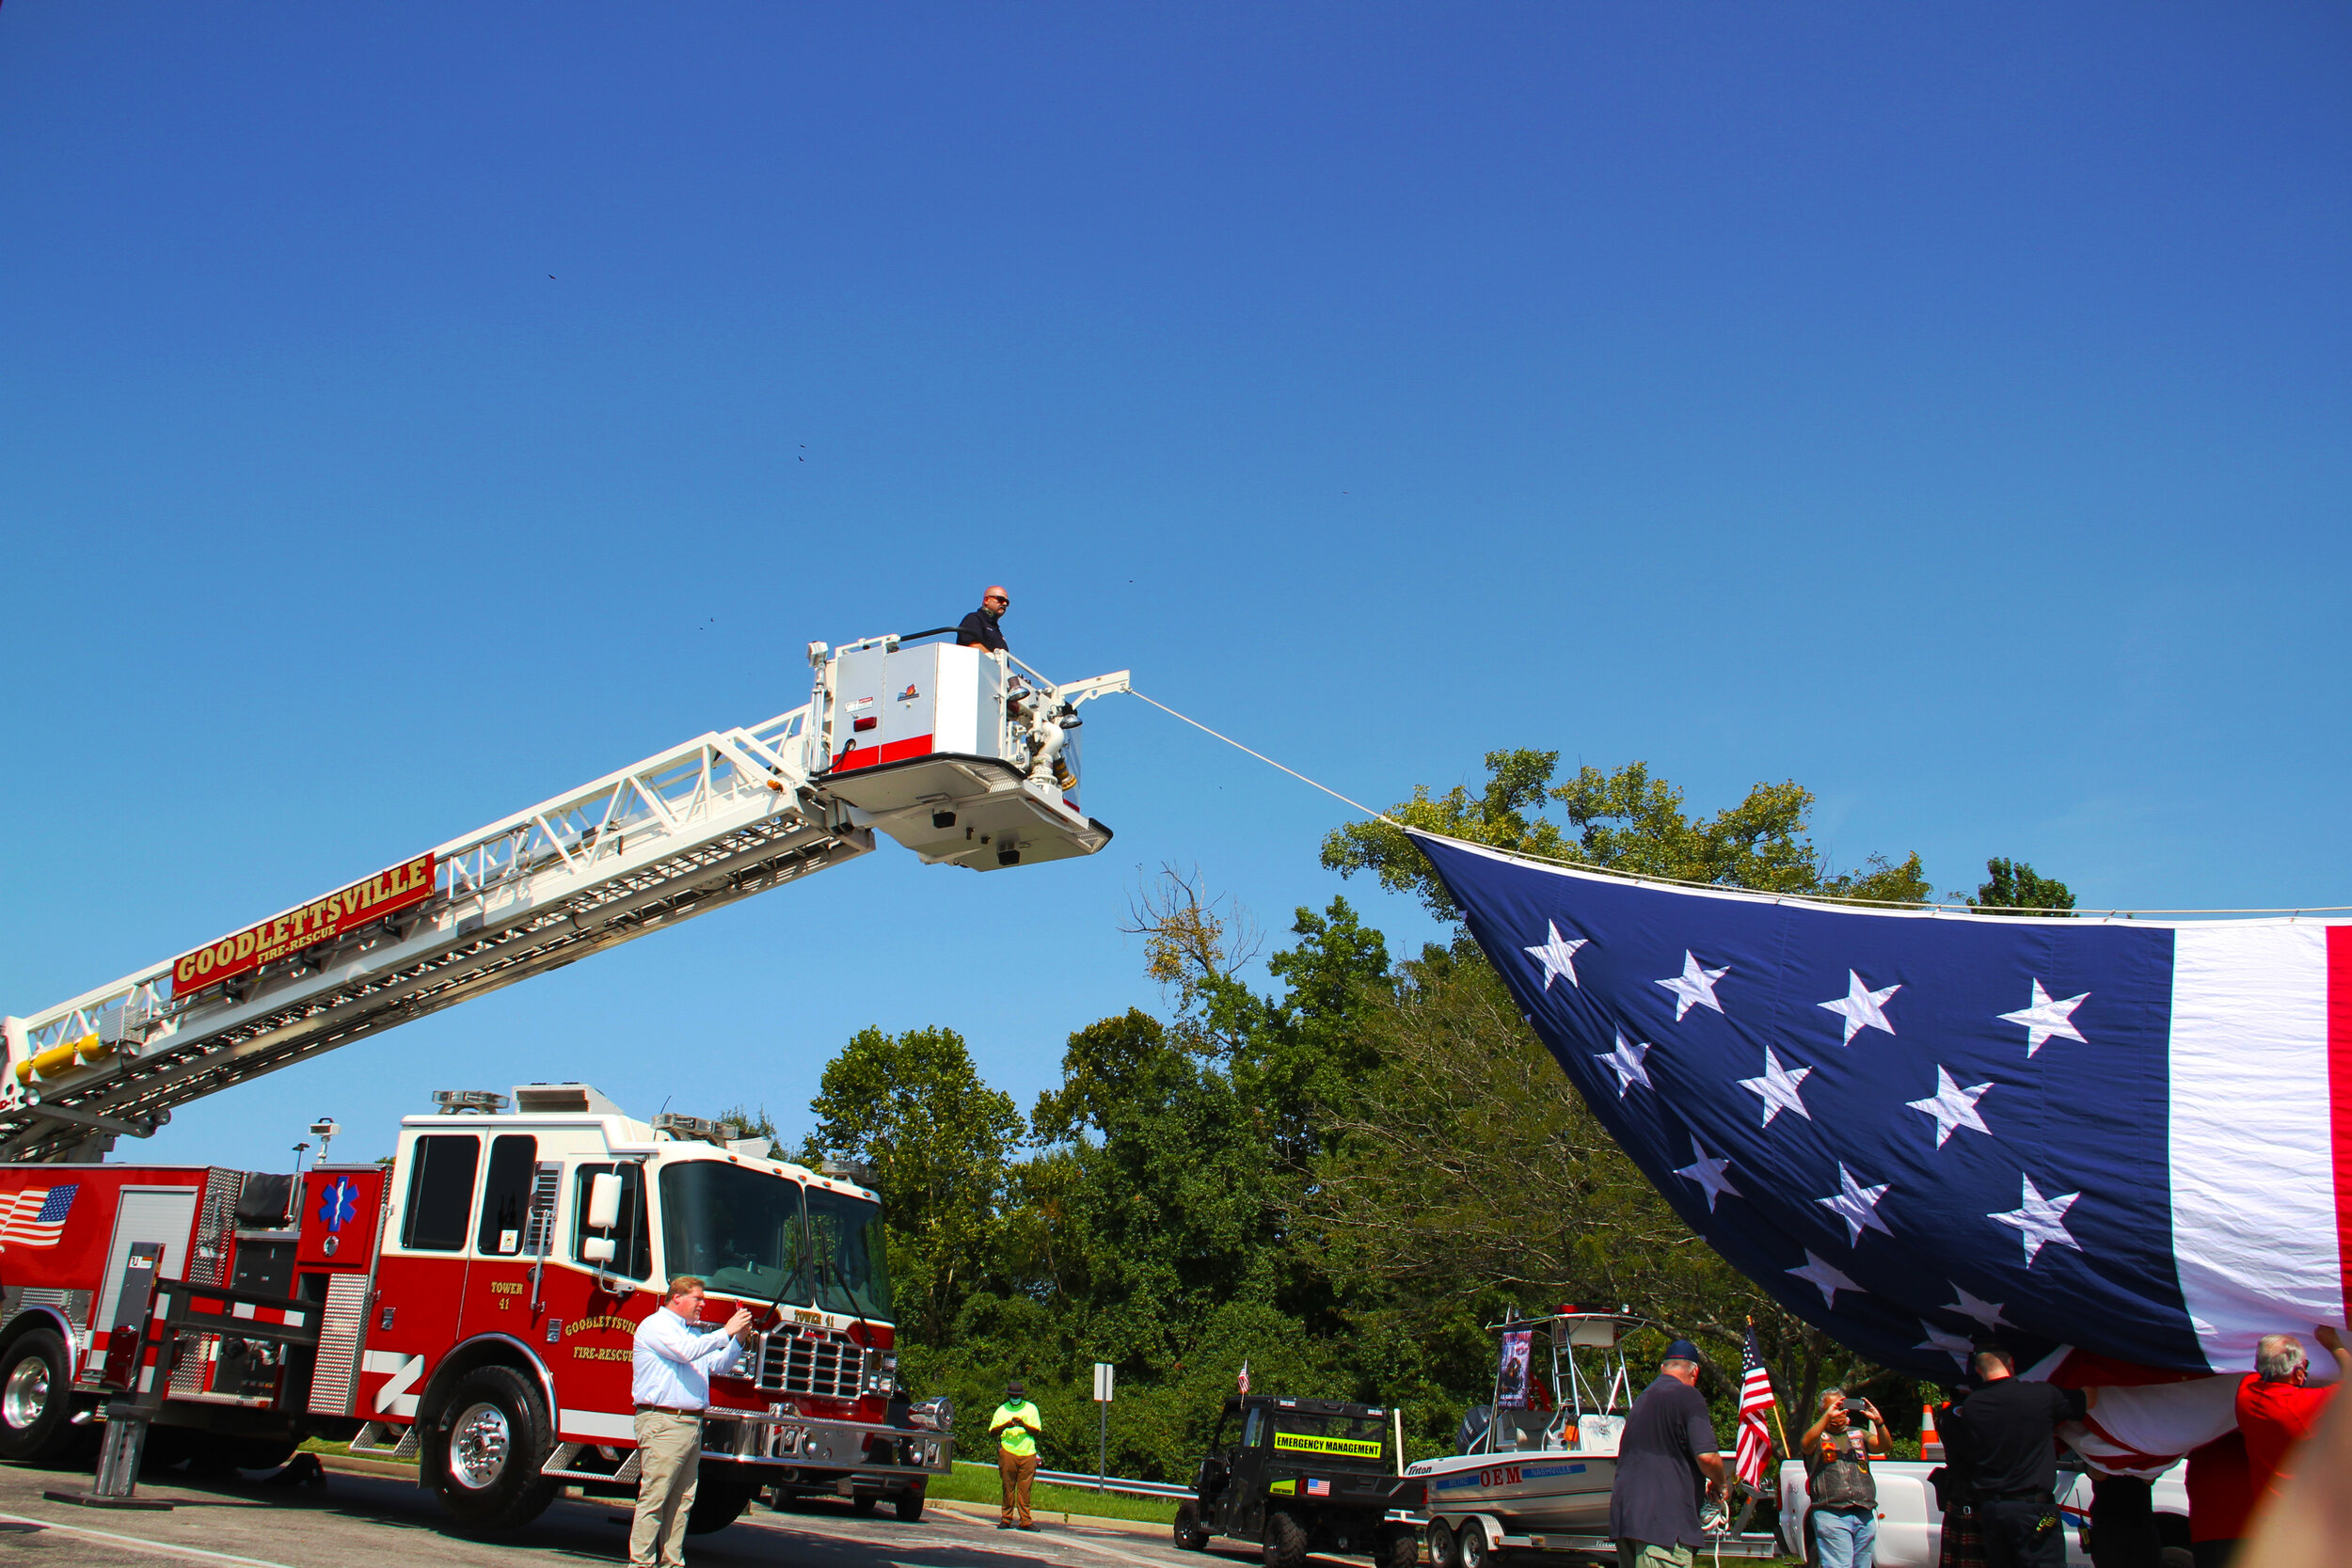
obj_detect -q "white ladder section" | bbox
[0,704,845,1162]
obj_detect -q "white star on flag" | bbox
[1819,970,1900,1044]
[1595,1030,1652,1097]
[1998,979,2090,1057]
[1674,1137,1740,1213]
[1657,951,1730,1022]
[1787,1250,1861,1307]
[1915,1321,1975,1370]
[1738,1047,1814,1127]
[1816,1163,1894,1244]
[1906,1067,1995,1148]
[1522,922,1589,991]
[1943,1284,2010,1331]
[1991,1174,2084,1266]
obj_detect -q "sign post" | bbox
[1092,1361,1115,1489]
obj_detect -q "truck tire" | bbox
[895,1488,927,1523]
[1380,1525,1420,1568]
[425,1365,559,1533]
[1263,1508,1309,1568]
[1173,1499,1210,1550]
[687,1479,755,1534]
[850,1491,879,1515]
[1424,1519,1459,1568]
[0,1330,76,1465]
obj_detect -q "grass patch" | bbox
[932,1461,1179,1526]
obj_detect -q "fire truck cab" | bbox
[0,1084,948,1533]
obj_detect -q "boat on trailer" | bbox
[1409,1311,1775,1566]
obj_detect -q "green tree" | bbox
[803,1025,1022,1346]
[1969,857,2075,915]
[1322,752,1930,921]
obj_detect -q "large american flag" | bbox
[1734,1325,1776,1487]
[1413,831,2350,1467]
[0,1184,79,1250]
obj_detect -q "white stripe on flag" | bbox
[2169,921,2341,1373]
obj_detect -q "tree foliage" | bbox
[1969,857,2076,915]
[1321,752,1930,920]
[794,758,2058,1483]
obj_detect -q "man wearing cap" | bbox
[991,1380,1043,1530]
[959,587,1011,656]
[1610,1339,1726,1568]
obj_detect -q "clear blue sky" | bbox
[4,6,2346,1173]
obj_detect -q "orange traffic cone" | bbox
[1920,1402,1944,1462]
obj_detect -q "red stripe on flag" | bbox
[2328,927,2352,1315]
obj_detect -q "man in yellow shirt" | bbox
[991,1381,1043,1530]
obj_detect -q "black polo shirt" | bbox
[1959,1378,2086,1497]
[957,608,1008,654]
[1608,1374,1718,1547]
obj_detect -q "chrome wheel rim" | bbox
[448,1400,511,1490]
[2,1357,50,1431]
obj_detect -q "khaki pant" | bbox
[998,1448,1038,1526]
[631,1409,704,1568]
[1614,1543,1692,1568]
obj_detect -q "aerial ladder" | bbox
[0,633,1129,1164]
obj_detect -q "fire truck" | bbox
[0,632,1129,1528]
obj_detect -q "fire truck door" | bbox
[95,1188,198,1358]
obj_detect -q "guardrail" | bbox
[953,1459,1194,1500]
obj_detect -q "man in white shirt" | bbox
[629,1275,755,1568]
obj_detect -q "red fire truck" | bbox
[0,1084,946,1529]
[0,633,1129,1522]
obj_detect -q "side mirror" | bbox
[582,1236,617,1264]
[586,1173,623,1231]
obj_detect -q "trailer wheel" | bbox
[1424,1520,1459,1568]
[1455,1519,1489,1568]
[1263,1508,1309,1568]
[687,1479,755,1534]
[0,1330,75,1465]
[1173,1499,1210,1550]
[895,1488,927,1523]
[425,1365,559,1533]
[850,1491,879,1516]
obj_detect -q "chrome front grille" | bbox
[756,1327,862,1399]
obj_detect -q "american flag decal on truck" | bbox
[0,1184,78,1250]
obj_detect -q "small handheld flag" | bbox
[1238,1361,1250,1395]
[1734,1325,1777,1489]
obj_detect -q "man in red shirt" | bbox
[2235,1324,2350,1509]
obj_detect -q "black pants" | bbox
[1979,1498,2065,1568]
[2087,1474,2159,1568]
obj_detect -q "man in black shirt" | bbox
[958,586,1011,655]
[1609,1338,1725,1568]
[1957,1346,2088,1568]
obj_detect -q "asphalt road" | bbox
[0,1464,1245,1568]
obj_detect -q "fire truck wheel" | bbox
[894,1488,926,1523]
[425,1365,559,1533]
[0,1330,76,1465]
[1263,1508,1309,1568]
[1172,1499,1210,1550]
[850,1491,879,1515]
[1379,1525,1420,1568]
[686,1480,756,1534]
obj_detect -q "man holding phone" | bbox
[1803,1389,1891,1568]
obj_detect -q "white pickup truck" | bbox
[1775,1461,2190,1567]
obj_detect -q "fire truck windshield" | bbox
[659,1160,812,1302]
[654,1163,893,1320]
[805,1185,891,1320]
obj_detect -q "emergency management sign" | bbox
[170,853,437,994]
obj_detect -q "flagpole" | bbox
[1754,1319,1794,1465]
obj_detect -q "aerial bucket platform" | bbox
[814,636,1126,870]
